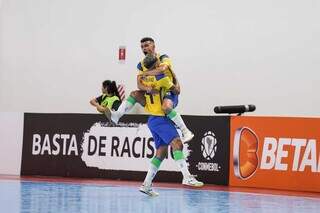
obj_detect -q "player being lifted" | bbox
[105,37,194,142]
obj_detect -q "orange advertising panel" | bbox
[230,116,320,192]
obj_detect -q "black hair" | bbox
[143,54,158,69]
[102,80,121,101]
[140,37,154,43]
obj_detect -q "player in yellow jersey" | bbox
[138,80,204,196]
[105,37,194,142]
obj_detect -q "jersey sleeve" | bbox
[159,54,172,69]
[95,95,103,104]
[137,62,144,75]
[112,100,121,110]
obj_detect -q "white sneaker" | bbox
[181,130,194,143]
[104,108,120,124]
[110,111,120,124]
[182,175,204,187]
[139,183,159,197]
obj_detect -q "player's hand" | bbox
[142,72,151,77]
[146,86,158,94]
[172,85,180,95]
[96,105,107,113]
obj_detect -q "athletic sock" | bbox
[167,109,189,134]
[115,96,136,117]
[173,150,191,179]
[143,157,162,186]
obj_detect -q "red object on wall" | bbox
[119,46,126,61]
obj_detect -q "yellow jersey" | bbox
[137,54,174,116]
[137,54,174,91]
[144,90,166,116]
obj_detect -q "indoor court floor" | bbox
[0,176,319,213]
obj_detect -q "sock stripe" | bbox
[173,150,184,160]
[127,96,136,105]
[151,157,162,169]
[167,109,177,119]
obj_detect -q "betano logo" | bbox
[233,126,320,180]
[233,127,259,180]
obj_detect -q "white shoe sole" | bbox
[139,188,159,197]
[182,180,204,187]
[182,182,204,187]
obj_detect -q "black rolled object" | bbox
[214,105,256,114]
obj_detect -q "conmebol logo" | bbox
[201,131,217,160]
[233,127,259,180]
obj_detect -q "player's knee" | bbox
[162,106,171,114]
[162,101,173,114]
[171,86,180,95]
[171,137,183,151]
[130,90,139,98]
[156,146,168,160]
[156,152,167,160]
[129,90,145,106]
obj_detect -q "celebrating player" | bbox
[138,68,204,196]
[105,37,194,142]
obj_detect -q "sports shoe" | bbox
[139,183,159,197]
[181,130,194,143]
[182,175,204,187]
[104,108,120,124]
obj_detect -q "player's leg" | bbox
[153,117,203,187]
[162,91,194,142]
[139,116,168,196]
[140,146,167,197]
[105,90,146,124]
[170,138,204,187]
[142,146,167,186]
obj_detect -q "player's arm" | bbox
[143,64,168,76]
[143,55,171,76]
[89,98,99,107]
[136,62,158,93]
[90,96,107,113]
[137,74,158,94]
[136,62,151,91]
[170,70,181,95]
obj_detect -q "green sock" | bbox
[167,109,177,119]
[127,96,136,105]
[151,157,162,169]
[143,157,162,185]
[173,150,191,178]
[173,150,184,160]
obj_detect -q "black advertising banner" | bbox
[21,113,230,185]
[183,115,230,185]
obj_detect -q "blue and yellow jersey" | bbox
[144,90,166,116]
[137,54,174,91]
[137,54,175,116]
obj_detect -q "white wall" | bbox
[0,0,319,116]
[0,112,23,175]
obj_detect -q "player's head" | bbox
[143,54,158,69]
[102,80,120,99]
[140,37,155,55]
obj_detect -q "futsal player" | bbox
[138,76,204,196]
[105,37,194,142]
